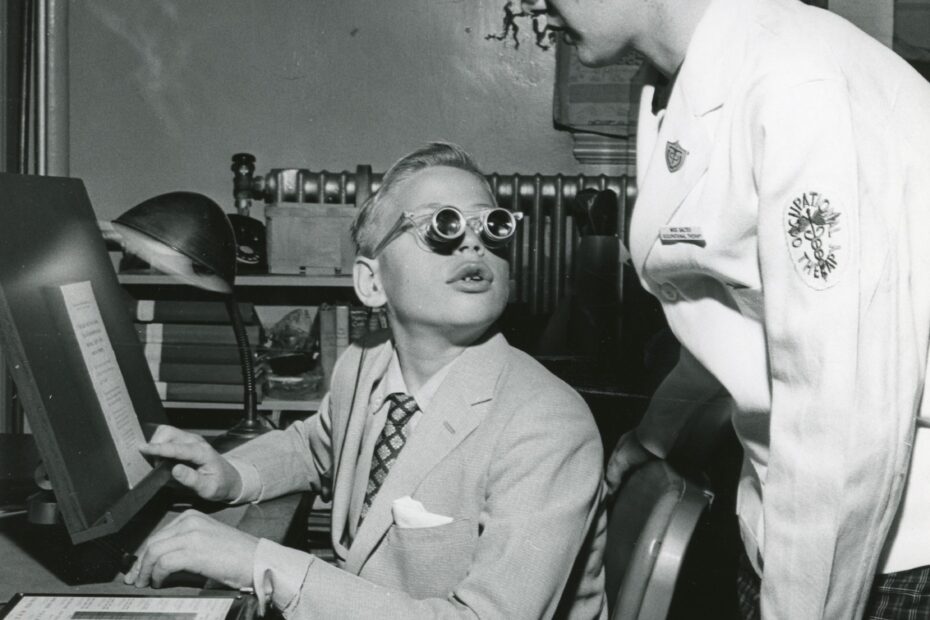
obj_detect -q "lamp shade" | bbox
[112,192,237,294]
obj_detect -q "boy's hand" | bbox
[605,429,655,495]
[141,425,242,502]
[123,509,257,589]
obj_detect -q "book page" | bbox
[60,281,152,488]
[3,595,234,620]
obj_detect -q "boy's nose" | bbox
[457,225,486,256]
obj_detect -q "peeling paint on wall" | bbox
[485,1,554,50]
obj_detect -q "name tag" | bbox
[659,226,705,245]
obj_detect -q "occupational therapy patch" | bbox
[784,191,847,290]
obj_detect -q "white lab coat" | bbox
[630,0,930,617]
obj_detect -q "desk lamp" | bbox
[112,192,273,450]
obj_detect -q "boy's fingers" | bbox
[148,425,197,444]
[171,464,202,490]
[169,465,219,498]
[123,558,140,584]
[141,441,210,465]
[150,549,190,588]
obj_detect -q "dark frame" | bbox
[0,173,170,543]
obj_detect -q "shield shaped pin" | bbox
[665,141,689,173]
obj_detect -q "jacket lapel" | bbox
[343,333,507,574]
[328,339,395,563]
[346,396,389,533]
[636,80,662,188]
[629,85,714,278]
[630,0,746,279]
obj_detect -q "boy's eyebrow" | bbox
[408,201,445,214]
[408,201,497,214]
[465,202,497,211]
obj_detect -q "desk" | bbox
[0,435,311,609]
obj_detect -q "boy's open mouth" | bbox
[447,262,494,285]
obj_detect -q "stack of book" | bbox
[306,495,336,564]
[317,304,389,388]
[127,298,264,404]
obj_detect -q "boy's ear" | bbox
[353,256,387,308]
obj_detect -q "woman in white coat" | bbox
[522,0,930,617]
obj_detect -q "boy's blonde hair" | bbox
[351,142,493,257]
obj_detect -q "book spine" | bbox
[128,299,257,324]
[348,306,369,343]
[143,342,244,365]
[135,323,261,346]
[366,306,389,332]
[148,361,246,385]
[318,304,337,389]
[154,381,256,403]
[335,305,349,360]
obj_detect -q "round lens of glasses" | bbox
[432,207,466,240]
[484,209,517,241]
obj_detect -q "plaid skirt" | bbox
[736,549,930,619]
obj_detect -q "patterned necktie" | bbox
[359,393,419,523]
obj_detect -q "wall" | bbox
[68,0,581,220]
[829,0,894,46]
[895,1,930,53]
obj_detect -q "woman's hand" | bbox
[605,429,655,495]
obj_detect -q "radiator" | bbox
[232,154,634,315]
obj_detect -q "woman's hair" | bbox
[350,141,491,257]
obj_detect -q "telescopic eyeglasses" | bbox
[371,205,524,257]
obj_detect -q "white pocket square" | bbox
[391,496,453,529]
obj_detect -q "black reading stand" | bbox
[0,173,170,551]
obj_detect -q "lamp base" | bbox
[26,489,59,525]
[212,415,275,453]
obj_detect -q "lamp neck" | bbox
[226,295,258,424]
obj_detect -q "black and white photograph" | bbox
[1,1,929,618]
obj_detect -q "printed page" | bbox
[3,595,234,620]
[60,281,152,488]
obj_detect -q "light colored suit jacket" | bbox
[231,331,607,618]
[630,0,930,617]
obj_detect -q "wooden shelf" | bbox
[123,272,333,420]
[162,398,322,411]
[118,272,354,288]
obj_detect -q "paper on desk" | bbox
[61,281,152,488]
[3,594,234,620]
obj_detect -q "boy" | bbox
[125,142,608,619]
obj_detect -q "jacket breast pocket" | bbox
[364,518,476,599]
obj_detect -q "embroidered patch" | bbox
[665,141,688,173]
[784,191,847,290]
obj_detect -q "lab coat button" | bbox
[659,282,679,301]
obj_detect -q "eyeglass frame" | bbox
[369,204,524,257]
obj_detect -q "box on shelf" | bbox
[265,203,355,276]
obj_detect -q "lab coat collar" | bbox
[675,0,748,118]
[629,0,750,278]
[630,81,714,277]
